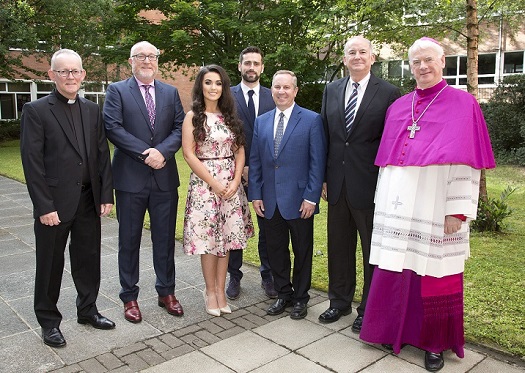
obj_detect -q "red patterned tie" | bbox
[143,85,156,130]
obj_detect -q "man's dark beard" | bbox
[242,72,259,83]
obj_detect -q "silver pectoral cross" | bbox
[407,122,420,138]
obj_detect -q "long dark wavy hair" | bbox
[191,64,245,149]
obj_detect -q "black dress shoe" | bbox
[424,351,444,372]
[351,315,363,333]
[318,307,352,323]
[78,313,116,330]
[290,302,307,320]
[42,327,66,348]
[267,298,292,315]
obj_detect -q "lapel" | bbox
[78,97,91,157]
[48,93,81,156]
[263,108,277,157]
[274,105,300,158]
[154,80,164,130]
[338,77,350,126]
[233,85,250,126]
[128,77,154,133]
[350,74,379,136]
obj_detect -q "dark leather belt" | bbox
[198,155,234,160]
[81,183,91,191]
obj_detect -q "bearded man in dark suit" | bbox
[228,46,276,300]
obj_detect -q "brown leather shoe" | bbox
[124,301,142,323]
[158,294,184,316]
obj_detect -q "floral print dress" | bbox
[183,112,254,257]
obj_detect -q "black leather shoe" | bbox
[290,302,307,320]
[351,315,363,333]
[42,327,66,348]
[267,298,292,315]
[424,351,444,372]
[78,313,116,330]
[318,306,352,323]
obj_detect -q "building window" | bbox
[0,94,16,119]
[443,54,496,86]
[503,51,524,74]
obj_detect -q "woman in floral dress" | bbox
[182,65,254,316]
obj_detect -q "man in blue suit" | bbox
[228,46,276,300]
[104,41,185,323]
[249,70,326,319]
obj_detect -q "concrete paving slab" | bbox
[253,316,333,350]
[471,357,525,372]
[0,330,64,372]
[48,308,162,365]
[297,333,387,372]
[0,269,35,301]
[361,353,426,372]
[0,298,31,337]
[141,350,234,373]
[250,352,332,372]
[201,330,289,372]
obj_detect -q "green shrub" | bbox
[483,74,525,164]
[471,186,517,232]
[0,120,21,141]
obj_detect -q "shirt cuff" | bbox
[451,214,467,221]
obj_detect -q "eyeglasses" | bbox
[53,69,84,78]
[131,54,160,61]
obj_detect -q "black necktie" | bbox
[247,89,256,125]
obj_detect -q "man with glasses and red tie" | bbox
[104,41,185,323]
[21,49,115,348]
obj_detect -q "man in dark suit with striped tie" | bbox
[228,46,277,300]
[319,36,401,330]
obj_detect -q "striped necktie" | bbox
[344,82,359,134]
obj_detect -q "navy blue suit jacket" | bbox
[231,84,275,167]
[103,77,185,192]
[248,104,327,220]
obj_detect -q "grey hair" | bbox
[408,38,445,61]
[50,49,83,70]
[130,41,159,57]
[272,70,298,87]
[344,36,374,56]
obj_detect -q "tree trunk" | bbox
[466,0,488,202]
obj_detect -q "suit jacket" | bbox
[248,104,327,220]
[231,84,275,167]
[20,91,113,222]
[103,77,185,192]
[321,74,400,210]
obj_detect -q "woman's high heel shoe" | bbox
[203,291,220,317]
[219,304,232,314]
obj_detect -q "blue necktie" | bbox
[247,90,256,125]
[344,82,359,134]
[274,112,285,158]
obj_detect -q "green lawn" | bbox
[2,139,524,359]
